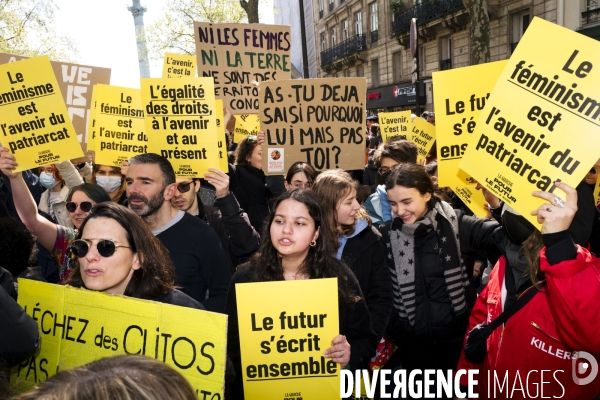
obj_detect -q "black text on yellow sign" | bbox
[0,56,82,169]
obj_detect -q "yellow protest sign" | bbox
[459,18,600,226]
[141,77,220,177]
[215,99,229,171]
[260,78,366,175]
[11,280,227,397]
[233,114,260,143]
[236,279,340,400]
[194,23,291,114]
[162,52,197,78]
[86,85,98,151]
[432,61,507,218]
[379,110,411,141]
[410,117,436,164]
[594,180,600,205]
[93,85,147,167]
[0,56,83,170]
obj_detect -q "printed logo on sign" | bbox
[268,148,284,173]
[283,392,302,400]
[572,351,598,386]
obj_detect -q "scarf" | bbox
[387,201,469,325]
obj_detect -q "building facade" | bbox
[313,0,598,114]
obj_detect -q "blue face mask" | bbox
[40,171,58,189]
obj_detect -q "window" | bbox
[511,10,530,53]
[331,27,337,47]
[440,36,452,70]
[370,3,379,32]
[371,58,379,87]
[357,64,364,77]
[342,20,349,41]
[419,45,425,74]
[393,51,402,82]
[319,0,324,18]
[355,12,363,35]
[583,0,600,25]
[321,33,326,52]
[344,69,350,77]
[329,0,334,12]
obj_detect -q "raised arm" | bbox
[0,147,58,251]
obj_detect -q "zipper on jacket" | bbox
[530,321,560,342]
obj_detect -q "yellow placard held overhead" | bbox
[410,117,436,164]
[233,114,260,143]
[432,61,508,218]
[0,56,83,169]
[459,18,600,226]
[140,77,220,177]
[10,280,227,397]
[93,85,147,167]
[86,85,98,150]
[215,99,229,171]
[379,110,411,141]
[235,279,340,400]
[162,52,197,78]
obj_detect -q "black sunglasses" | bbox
[591,167,598,175]
[176,181,194,193]
[66,201,93,213]
[69,239,131,258]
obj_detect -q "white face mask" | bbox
[40,171,58,189]
[96,176,122,193]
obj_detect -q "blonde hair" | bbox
[17,355,197,400]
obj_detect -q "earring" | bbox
[310,240,317,247]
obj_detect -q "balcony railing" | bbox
[371,29,379,42]
[440,59,451,70]
[582,7,600,26]
[392,0,465,36]
[321,34,367,66]
[319,9,323,18]
[329,2,334,11]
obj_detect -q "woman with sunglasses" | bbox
[1,145,110,282]
[225,189,378,399]
[228,135,272,233]
[38,160,86,228]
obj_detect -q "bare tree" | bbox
[462,0,490,65]
[240,0,259,23]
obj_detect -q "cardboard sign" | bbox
[140,77,220,177]
[410,117,436,164]
[433,61,508,218]
[194,23,291,114]
[236,279,339,400]
[93,84,147,167]
[162,52,197,78]
[260,78,366,175]
[233,114,260,143]
[459,18,600,226]
[0,53,111,146]
[10,280,227,397]
[215,99,229,171]
[379,110,411,141]
[0,56,83,169]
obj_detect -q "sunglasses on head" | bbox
[247,135,257,142]
[69,239,131,258]
[66,201,93,213]
[176,181,194,193]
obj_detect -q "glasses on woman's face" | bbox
[590,166,600,175]
[176,181,194,193]
[66,201,93,213]
[378,165,399,175]
[69,239,130,258]
[292,182,313,189]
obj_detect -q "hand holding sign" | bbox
[204,168,230,199]
[531,181,577,234]
[0,146,19,179]
[324,334,350,368]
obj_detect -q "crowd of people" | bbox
[0,110,599,400]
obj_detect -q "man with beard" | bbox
[126,153,231,312]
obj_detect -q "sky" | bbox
[53,0,274,88]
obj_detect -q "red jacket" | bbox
[457,247,600,399]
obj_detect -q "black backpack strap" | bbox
[489,282,545,331]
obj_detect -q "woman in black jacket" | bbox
[312,169,393,341]
[380,164,502,394]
